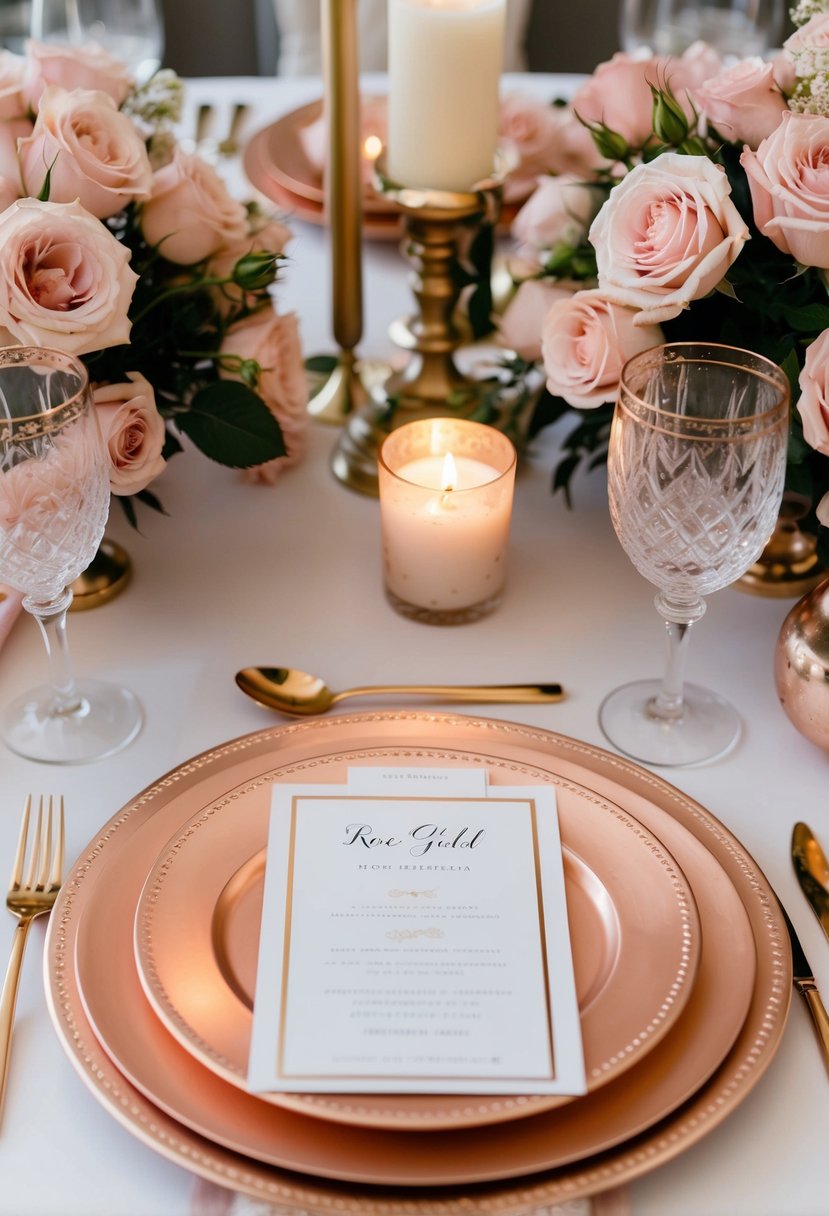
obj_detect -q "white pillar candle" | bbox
[387,0,506,192]
[378,418,516,624]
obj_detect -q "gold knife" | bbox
[792,822,829,943]
[780,900,829,1077]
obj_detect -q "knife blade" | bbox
[780,900,829,1077]
[792,822,829,944]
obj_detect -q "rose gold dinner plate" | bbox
[46,714,783,1211]
[133,778,700,1131]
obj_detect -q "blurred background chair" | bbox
[0,0,621,75]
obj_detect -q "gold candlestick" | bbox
[311,0,367,424]
[331,154,507,496]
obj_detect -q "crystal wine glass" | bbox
[0,347,142,763]
[30,0,164,81]
[619,0,785,59]
[599,343,789,767]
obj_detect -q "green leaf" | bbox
[817,528,829,571]
[36,153,59,202]
[780,347,802,403]
[161,428,183,460]
[175,381,286,468]
[116,494,138,530]
[304,354,339,375]
[135,487,168,515]
[552,453,581,507]
[783,304,829,334]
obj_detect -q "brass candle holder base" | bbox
[68,538,132,611]
[737,493,824,598]
[331,155,508,496]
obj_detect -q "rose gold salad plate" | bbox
[45,714,784,1209]
[133,768,700,1131]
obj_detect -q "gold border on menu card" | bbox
[274,795,556,1084]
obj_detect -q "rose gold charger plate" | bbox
[243,98,519,239]
[133,767,701,1131]
[45,713,786,1213]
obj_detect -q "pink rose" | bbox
[0,117,29,190]
[544,105,607,178]
[141,148,249,265]
[0,176,20,211]
[541,289,664,408]
[590,153,749,325]
[797,329,829,455]
[498,93,561,201]
[220,310,309,482]
[92,372,166,495]
[511,175,600,253]
[498,278,576,361]
[572,44,721,150]
[817,491,829,528]
[23,39,133,112]
[783,12,829,66]
[0,50,26,120]
[741,112,829,269]
[19,86,153,220]
[693,59,787,149]
[0,197,137,355]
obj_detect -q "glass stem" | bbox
[650,593,707,723]
[24,589,83,715]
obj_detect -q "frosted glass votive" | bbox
[378,418,517,625]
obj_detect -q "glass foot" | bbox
[598,679,740,767]
[1,678,143,764]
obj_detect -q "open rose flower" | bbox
[797,328,829,455]
[783,11,829,69]
[0,197,137,355]
[92,372,166,496]
[0,49,26,120]
[0,116,30,188]
[571,44,720,151]
[498,278,576,361]
[741,112,829,269]
[693,58,787,149]
[141,148,249,264]
[220,310,308,483]
[511,175,600,255]
[541,289,663,408]
[589,153,749,325]
[19,86,153,220]
[23,38,133,111]
[498,93,562,201]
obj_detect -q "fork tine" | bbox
[48,797,64,889]
[9,796,31,890]
[36,797,52,891]
[23,797,43,892]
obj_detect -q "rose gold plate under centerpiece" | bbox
[133,776,700,1131]
[46,714,780,1211]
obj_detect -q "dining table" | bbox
[0,69,827,1216]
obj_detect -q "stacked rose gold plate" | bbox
[243,99,520,240]
[45,713,789,1214]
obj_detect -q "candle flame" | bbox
[363,134,383,161]
[441,451,457,492]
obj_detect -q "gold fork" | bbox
[0,796,64,1122]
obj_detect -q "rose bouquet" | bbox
[498,6,829,564]
[0,39,308,524]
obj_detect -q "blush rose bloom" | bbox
[0,197,137,355]
[23,38,133,112]
[0,49,26,120]
[796,328,829,455]
[693,58,787,149]
[541,289,664,408]
[498,278,576,361]
[220,310,309,483]
[741,112,829,269]
[19,86,153,220]
[498,93,562,201]
[0,118,28,191]
[92,372,166,495]
[511,175,600,254]
[571,44,721,150]
[589,153,749,325]
[141,148,249,265]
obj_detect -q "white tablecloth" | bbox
[0,74,827,1216]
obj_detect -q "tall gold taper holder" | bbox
[309,0,367,425]
[331,155,507,496]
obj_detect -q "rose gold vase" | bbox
[774,576,829,752]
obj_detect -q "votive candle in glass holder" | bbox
[378,418,516,625]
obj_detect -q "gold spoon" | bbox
[236,667,565,717]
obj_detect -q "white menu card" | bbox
[247,770,584,1095]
